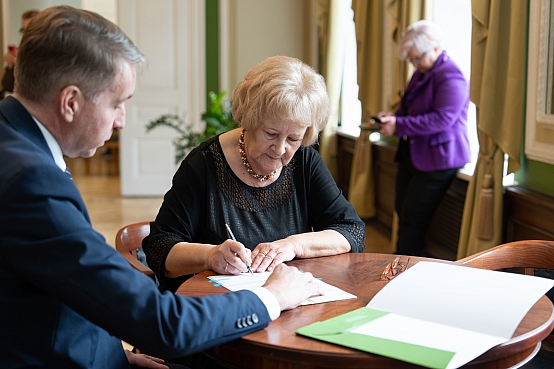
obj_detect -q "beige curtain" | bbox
[319,0,350,179]
[353,0,385,118]
[348,129,375,218]
[457,0,526,258]
[347,0,384,219]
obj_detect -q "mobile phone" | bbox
[370,116,382,123]
[360,121,381,131]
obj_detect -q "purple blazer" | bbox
[395,50,470,172]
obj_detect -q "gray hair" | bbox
[398,20,444,60]
[15,5,146,104]
[232,55,329,146]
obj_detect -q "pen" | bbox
[225,223,253,276]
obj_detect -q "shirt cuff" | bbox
[248,287,281,321]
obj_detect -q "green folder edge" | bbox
[296,307,455,369]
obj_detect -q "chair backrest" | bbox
[115,221,155,279]
[458,240,554,275]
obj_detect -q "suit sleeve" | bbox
[0,163,271,358]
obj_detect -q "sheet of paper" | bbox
[349,311,507,369]
[297,262,554,369]
[208,272,356,305]
[367,262,554,338]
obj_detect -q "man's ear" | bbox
[59,85,82,123]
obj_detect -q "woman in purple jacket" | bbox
[377,20,470,256]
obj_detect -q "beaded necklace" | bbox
[239,129,277,182]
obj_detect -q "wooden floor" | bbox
[74,174,393,253]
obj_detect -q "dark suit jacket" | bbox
[0,97,271,368]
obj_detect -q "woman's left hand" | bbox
[124,349,169,368]
[251,239,298,272]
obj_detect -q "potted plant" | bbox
[146,91,238,163]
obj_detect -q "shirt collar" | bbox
[32,117,67,172]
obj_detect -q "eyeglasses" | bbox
[405,51,428,65]
[380,256,410,281]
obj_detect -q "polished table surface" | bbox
[176,253,554,368]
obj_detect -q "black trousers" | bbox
[395,139,458,256]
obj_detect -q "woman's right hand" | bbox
[208,239,252,275]
[376,113,396,137]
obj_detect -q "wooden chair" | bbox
[458,240,554,275]
[115,221,155,280]
[459,240,554,367]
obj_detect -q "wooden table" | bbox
[176,253,554,368]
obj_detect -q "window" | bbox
[432,1,479,173]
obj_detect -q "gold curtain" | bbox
[347,0,384,220]
[457,0,527,258]
[348,129,376,219]
[319,0,349,179]
[353,0,384,118]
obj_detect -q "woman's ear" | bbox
[59,85,81,123]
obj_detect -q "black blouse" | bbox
[143,135,365,291]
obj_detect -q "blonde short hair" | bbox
[398,20,444,60]
[232,56,329,146]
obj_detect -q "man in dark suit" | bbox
[0,6,320,369]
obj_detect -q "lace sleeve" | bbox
[330,219,366,253]
[142,232,184,290]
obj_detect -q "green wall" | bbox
[515,157,554,197]
[205,0,219,108]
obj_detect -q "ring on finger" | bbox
[264,255,272,260]
[258,253,267,257]
[225,262,229,272]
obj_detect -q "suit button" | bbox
[246,315,253,326]
[252,313,258,323]
[236,319,243,329]
[241,317,247,327]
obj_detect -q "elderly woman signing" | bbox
[143,56,366,292]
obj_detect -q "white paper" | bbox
[349,313,506,369]
[208,272,356,305]
[357,262,554,369]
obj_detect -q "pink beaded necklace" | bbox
[239,129,277,182]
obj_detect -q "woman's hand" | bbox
[208,240,252,275]
[251,239,298,273]
[376,114,396,137]
[124,349,168,368]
